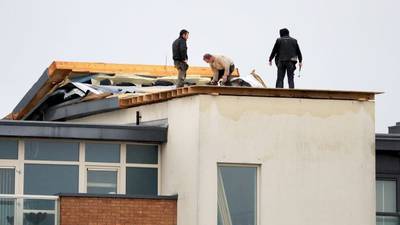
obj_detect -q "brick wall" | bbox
[59,195,177,225]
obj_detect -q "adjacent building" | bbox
[0,61,379,225]
[376,122,400,225]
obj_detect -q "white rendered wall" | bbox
[69,95,375,225]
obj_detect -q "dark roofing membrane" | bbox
[0,120,167,143]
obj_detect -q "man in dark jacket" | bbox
[269,28,303,89]
[172,29,189,87]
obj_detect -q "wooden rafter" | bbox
[48,61,240,77]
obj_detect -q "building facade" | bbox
[376,122,400,225]
[0,62,379,225]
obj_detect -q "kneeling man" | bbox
[203,54,235,85]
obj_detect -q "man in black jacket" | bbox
[172,29,189,87]
[269,28,303,89]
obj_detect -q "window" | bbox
[24,164,79,195]
[23,199,56,225]
[87,169,118,194]
[0,168,15,225]
[126,168,158,195]
[25,140,79,161]
[217,165,257,225]
[126,144,158,164]
[377,179,399,225]
[0,168,15,194]
[0,140,18,160]
[85,143,120,163]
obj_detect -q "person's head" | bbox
[279,28,289,37]
[180,29,189,40]
[203,53,214,63]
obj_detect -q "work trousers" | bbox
[217,64,235,85]
[174,61,189,88]
[276,61,296,89]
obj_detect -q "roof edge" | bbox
[119,85,381,109]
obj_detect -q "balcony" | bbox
[0,195,58,225]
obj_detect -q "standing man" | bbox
[203,54,235,85]
[269,28,303,89]
[172,29,189,88]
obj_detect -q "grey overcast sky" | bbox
[0,0,399,132]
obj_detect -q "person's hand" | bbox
[299,62,303,70]
[269,61,272,66]
[208,80,217,85]
[222,76,228,84]
[184,60,188,64]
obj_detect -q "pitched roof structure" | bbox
[6,61,379,121]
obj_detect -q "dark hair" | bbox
[180,29,189,37]
[203,53,212,60]
[279,28,289,37]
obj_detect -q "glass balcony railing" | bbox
[0,195,58,225]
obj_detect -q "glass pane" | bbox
[25,140,79,161]
[126,168,158,195]
[23,213,54,225]
[24,164,79,195]
[24,200,55,211]
[218,166,257,225]
[376,180,397,212]
[0,140,18,159]
[85,143,120,163]
[377,216,399,225]
[126,144,158,164]
[87,170,117,194]
[0,198,14,225]
[0,168,15,194]
[23,199,56,225]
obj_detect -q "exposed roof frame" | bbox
[9,61,223,120]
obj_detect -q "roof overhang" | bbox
[0,120,167,143]
[376,133,400,152]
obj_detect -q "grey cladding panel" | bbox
[12,69,49,113]
[43,97,120,121]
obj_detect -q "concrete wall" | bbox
[69,94,376,225]
[196,95,375,225]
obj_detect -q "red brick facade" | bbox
[59,196,177,225]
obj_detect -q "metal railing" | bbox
[0,194,59,225]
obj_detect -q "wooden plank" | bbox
[49,61,240,78]
[118,85,379,109]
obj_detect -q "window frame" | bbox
[0,138,161,196]
[85,166,120,194]
[217,163,261,225]
[377,174,400,213]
